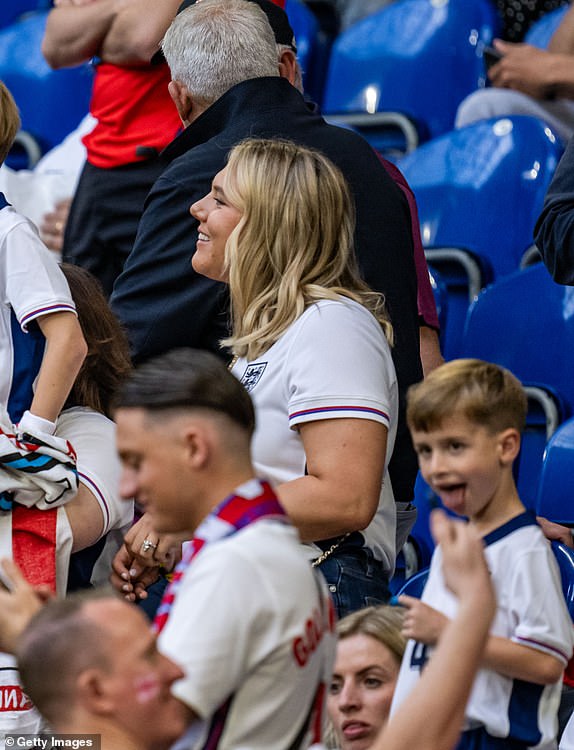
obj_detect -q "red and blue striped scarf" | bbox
[153,478,287,634]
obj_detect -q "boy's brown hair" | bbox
[0,81,20,165]
[407,358,527,434]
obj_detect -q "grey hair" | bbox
[161,0,279,108]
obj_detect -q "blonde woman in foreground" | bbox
[326,606,406,749]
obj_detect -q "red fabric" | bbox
[84,63,182,168]
[379,155,441,331]
[12,505,58,592]
[85,0,284,167]
[564,650,574,687]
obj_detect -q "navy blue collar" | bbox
[0,193,10,210]
[483,510,538,547]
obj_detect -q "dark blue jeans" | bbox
[456,727,530,750]
[315,544,391,619]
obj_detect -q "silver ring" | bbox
[141,539,157,553]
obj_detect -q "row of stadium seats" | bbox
[322,0,569,155]
[402,115,563,358]
[1,0,567,166]
[0,0,324,166]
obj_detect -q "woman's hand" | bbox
[123,513,176,568]
[110,514,184,601]
[110,543,160,601]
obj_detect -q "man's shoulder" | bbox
[207,520,303,564]
[182,521,312,591]
[159,80,389,184]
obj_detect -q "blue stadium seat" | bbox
[551,542,574,622]
[461,262,574,509]
[428,265,448,350]
[395,567,429,599]
[536,417,574,526]
[0,10,93,161]
[321,0,500,156]
[399,116,563,357]
[0,0,51,29]
[524,4,570,49]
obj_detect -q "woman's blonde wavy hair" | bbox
[220,138,393,361]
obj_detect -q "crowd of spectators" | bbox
[1,0,574,748]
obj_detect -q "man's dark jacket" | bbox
[535,135,574,284]
[111,76,423,507]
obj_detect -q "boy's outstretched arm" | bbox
[30,311,87,426]
[373,510,496,750]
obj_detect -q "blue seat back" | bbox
[462,263,574,414]
[525,5,570,49]
[396,567,430,599]
[0,11,93,154]
[0,0,51,29]
[322,0,500,140]
[399,116,563,357]
[551,541,574,622]
[461,262,574,507]
[400,116,562,273]
[536,418,574,525]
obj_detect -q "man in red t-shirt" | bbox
[42,0,285,296]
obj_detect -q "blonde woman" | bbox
[190,137,399,616]
[115,138,399,616]
[327,606,406,750]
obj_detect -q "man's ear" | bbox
[168,80,195,126]
[76,668,115,716]
[498,428,521,465]
[181,422,210,469]
[278,49,302,92]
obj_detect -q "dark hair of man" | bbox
[61,263,132,419]
[115,348,256,436]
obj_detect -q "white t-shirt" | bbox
[0,114,94,229]
[232,297,398,569]
[560,712,574,750]
[159,520,337,750]
[0,201,75,421]
[392,513,574,749]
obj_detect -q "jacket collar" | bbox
[161,77,312,162]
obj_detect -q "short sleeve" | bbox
[286,300,396,430]
[511,547,574,665]
[3,214,75,330]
